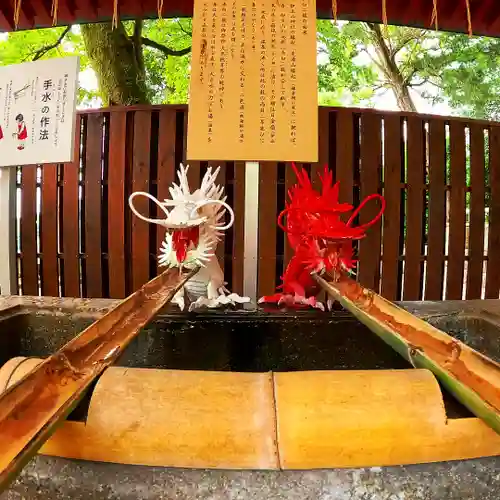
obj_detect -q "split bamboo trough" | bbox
[0,266,198,492]
[0,269,499,485]
[314,273,500,434]
[1,357,499,470]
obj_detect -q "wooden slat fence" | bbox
[257,107,497,302]
[15,105,245,299]
[13,105,499,302]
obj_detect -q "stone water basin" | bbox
[424,311,500,364]
[0,296,499,499]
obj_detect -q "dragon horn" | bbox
[177,163,191,195]
[291,162,301,178]
[319,165,334,197]
[290,162,312,188]
[200,165,222,197]
[190,199,235,231]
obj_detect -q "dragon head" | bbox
[278,163,386,276]
[128,164,233,268]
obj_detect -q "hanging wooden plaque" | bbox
[187,0,318,162]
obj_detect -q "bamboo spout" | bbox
[0,266,198,493]
[314,272,500,435]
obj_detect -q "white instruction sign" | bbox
[0,56,79,167]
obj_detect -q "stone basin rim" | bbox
[0,358,499,470]
[0,296,499,470]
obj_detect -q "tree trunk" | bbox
[366,24,417,113]
[392,82,417,113]
[81,22,150,106]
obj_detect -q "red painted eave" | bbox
[1,0,499,38]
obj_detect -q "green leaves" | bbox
[420,32,500,119]
[141,18,192,104]
[0,20,192,106]
[318,20,500,120]
[317,20,377,106]
[0,27,72,65]
[2,19,500,119]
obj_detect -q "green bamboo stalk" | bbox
[314,273,500,435]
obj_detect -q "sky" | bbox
[76,47,453,114]
[2,22,455,116]
[353,47,451,115]
[315,22,453,116]
[78,68,100,109]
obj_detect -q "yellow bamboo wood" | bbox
[1,361,498,469]
[0,358,42,394]
[33,366,278,469]
[0,266,198,493]
[314,273,500,433]
[274,370,500,468]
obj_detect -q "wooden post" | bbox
[243,161,259,301]
[0,166,17,295]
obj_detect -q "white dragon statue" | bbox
[128,163,251,312]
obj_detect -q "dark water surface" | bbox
[0,306,481,418]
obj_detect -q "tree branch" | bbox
[141,37,191,57]
[412,79,444,91]
[176,19,192,36]
[359,47,387,75]
[392,36,417,57]
[363,22,417,112]
[133,19,145,74]
[392,30,427,57]
[31,26,71,61]
[133,19,143,40]
[403,66,419,85]
[373,83,391,92]
[363,23,393,77]
[409,78,429,88]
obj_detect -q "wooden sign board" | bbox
[187,0,318,162]
[0,57,79,168]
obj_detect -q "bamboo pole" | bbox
[314,272,500,435]
[0,265,198,493]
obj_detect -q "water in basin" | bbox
[0,306,411,372]
[424,312,500,364]
[0,305,476,419]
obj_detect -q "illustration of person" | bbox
[13,114,27,150]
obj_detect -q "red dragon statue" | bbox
[258,163,386,311]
